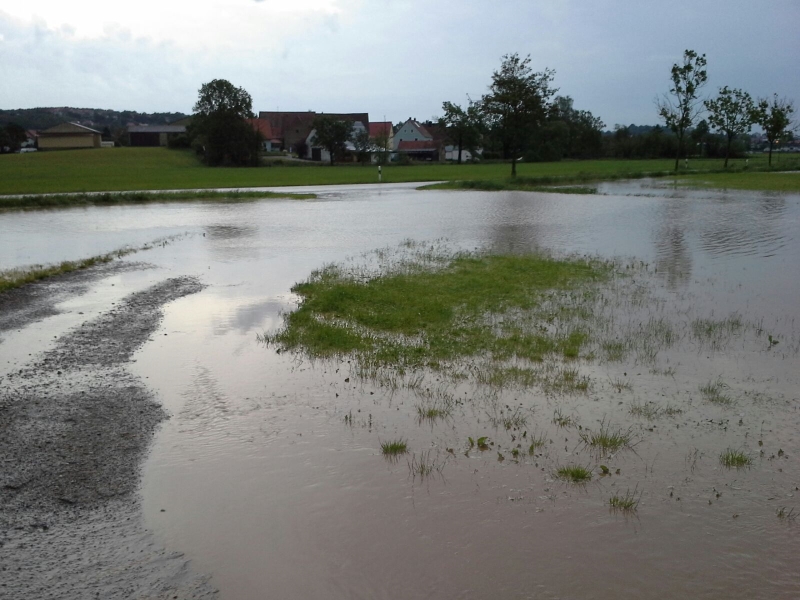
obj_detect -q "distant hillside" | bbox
[0,107,189,132]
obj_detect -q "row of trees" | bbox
[657,49,795,169]
[437,54,605,176]
[185,52,794,171]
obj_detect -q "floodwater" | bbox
[1,181,799,599]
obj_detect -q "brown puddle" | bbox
[2,182,799,598]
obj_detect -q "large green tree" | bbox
[190,79,260,166]
[439,98,483,164]
[657,49,708,171]
[704,87,756,168]
[755,95,795,166]
[482,53,556,176]
[310,116,352,165]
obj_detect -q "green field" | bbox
[1,147,798,196]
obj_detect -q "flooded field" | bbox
[1,181,799,599]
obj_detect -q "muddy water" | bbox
[1,182,799,599]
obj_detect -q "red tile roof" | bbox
[369,122,392,138]
[248,118,274,139]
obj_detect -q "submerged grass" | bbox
[380,438,408,457]
[699,378,733,405]
[266,248,610,384]
[1,189,315,211]
[580,421,634,453]
[609,488,641,512]
[556,464,592,483]
[720,448,753,469]
[0,239,168,293]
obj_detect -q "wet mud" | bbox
[0,274,215,599]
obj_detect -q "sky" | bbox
[1,0,798,128]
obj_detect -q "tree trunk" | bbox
[674,133,681,172]
[768,142,773,166]
[511,157,517,177]
[724,135,731,169]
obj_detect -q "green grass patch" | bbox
[1,189,315,211]
[579,421,634,453]
[3,148,796,197]
[556,464,592,483]
[719,448,752,469]
[609,488,641,512]
[265,248,609,382]
[380,438,408,456]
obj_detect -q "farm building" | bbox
[37,122,102,150]
[128,125,187,147]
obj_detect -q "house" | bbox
[128,125,187,147]
[304,120,368,162]
[258,111,370,155]
[37,122,102,150]
[248,118,282,152]
[393,118,443,160]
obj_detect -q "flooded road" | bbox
[1,181,799,599]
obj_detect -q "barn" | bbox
[37,122,102,150]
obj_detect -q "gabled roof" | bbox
[399,118,433,140]
[41,122,101,135]
[369,122,392,138]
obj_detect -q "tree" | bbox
[3,123,27,152]
[439,98,483,164]
[351,128,372,163]
[371,129,391,165]
[193,79,254,120]
[189,79,260,166]
[311,116,352,165]
[482,53,556,176]
[704,87,756,168]
[657,49,708,171]
[755,94,795,166]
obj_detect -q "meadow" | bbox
[2,147,798,197]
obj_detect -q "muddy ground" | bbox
[0,265,217,599]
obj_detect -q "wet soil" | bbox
[0,271,215,599]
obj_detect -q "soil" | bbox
[0,268,217,599]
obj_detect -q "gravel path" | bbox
[0,272,217,599]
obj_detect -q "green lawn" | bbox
[1,147,798,196]
[679,171,800,192]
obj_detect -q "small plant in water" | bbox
[408,450,444,479]
[553,408,575,428]
[556,464,592,483]
[528,431,547,455]
[609,487,641,512]
[719,448,752,469]
[380,438,408,457]
[580,420,634,453]
[776,506,796,521]
[700,377,732,405]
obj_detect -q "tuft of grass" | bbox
[719,448,752,469]
[776,506,796,521]
[580,421,634,453]
[700,378,732,405]
[556,464,592,483]
[553,408,575,428]
[489,406,528,430]
[380,438,408,457]
[609,488,641,512]
[629,400,683,420]
[528,431,548,454]
[407,450,444,479]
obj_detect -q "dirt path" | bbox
[0,272,217,599]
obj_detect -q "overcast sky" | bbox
[1,0,798,128]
